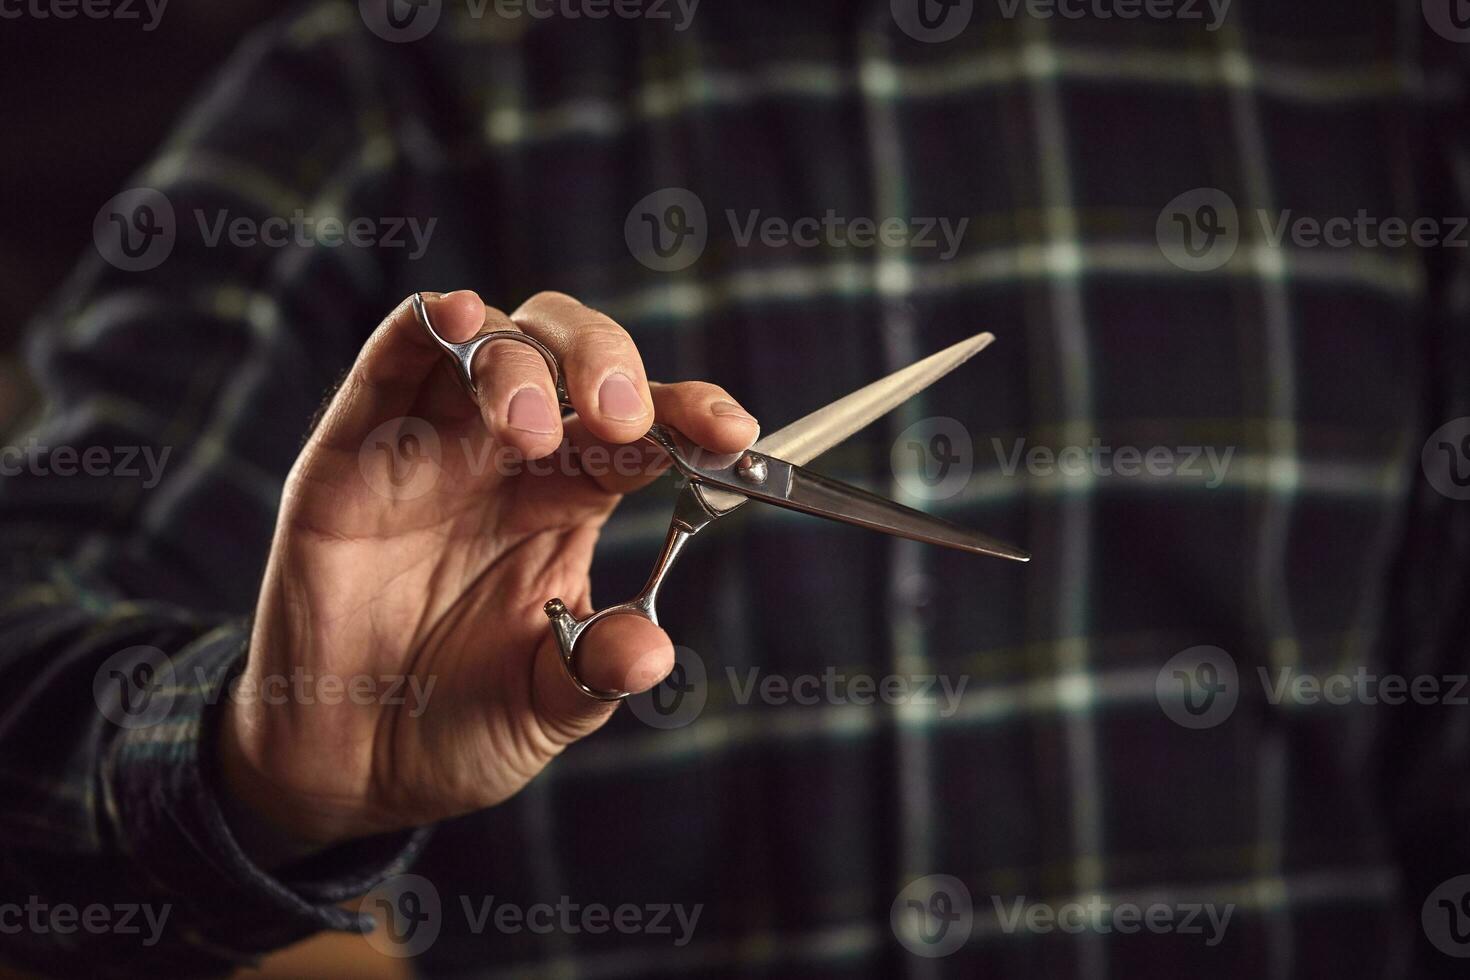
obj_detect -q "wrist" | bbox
[216,700,336,865]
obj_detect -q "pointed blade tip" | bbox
[950,331,996,362]
[976,542,1030,562]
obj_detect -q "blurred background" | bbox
[0,2,293,429]
[0,3,402,976]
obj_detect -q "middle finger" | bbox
[510,291,654,444]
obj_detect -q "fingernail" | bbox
[507,387,557,433]
[710,400,757,424]
[598,373,647,421]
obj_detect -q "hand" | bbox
[218,291,759,848]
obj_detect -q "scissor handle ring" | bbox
[543,597,654,702]
[543,516,698,704]
[411,293,570,405]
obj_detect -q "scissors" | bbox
[412,294,1029,702]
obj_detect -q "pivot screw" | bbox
[736,452,768,485]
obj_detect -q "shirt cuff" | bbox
[102,622,433,957]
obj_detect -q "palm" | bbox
[265,406,624,828]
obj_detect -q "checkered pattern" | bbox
[2,0,1470,976]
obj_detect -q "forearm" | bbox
[0,577,429,977]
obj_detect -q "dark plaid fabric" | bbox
[3,0,1470,976]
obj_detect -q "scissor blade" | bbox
[780,465,1030,562]
[663,431,1030,561]
[757,331,995,464]
[700,331,996,514]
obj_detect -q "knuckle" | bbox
[681,380,727,401]
[525,289,579,310]
[483,343,551,382]
[571,321,634,354]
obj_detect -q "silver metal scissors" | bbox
[412,293,1029,702]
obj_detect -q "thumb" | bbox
[530,613,675,743]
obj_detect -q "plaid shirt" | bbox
[3,0,1470,976]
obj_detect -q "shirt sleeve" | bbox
[0,5,443,976]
